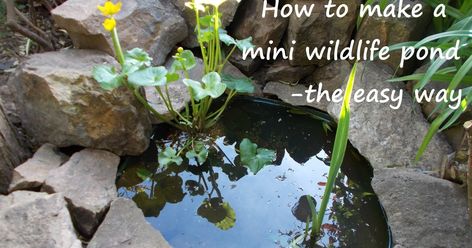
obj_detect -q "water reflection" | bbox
[117,98,389,248]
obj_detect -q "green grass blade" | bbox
[414,56,449,91]
[446,55,472,93]
[416,108,455,161]
[315,62,358,232]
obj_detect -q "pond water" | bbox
[117,97,390,248]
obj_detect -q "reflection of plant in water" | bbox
[118,132,276,230]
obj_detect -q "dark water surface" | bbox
[117,97,390,248]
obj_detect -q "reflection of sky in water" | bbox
[119,140,339,248]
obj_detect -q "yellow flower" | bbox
[97,1,122,17]
[103,18,116,31]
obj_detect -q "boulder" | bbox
[282,0,360,66]
[373,168,472,248]
[174,0,240,48]
[355,0,432,75]
[88,198,171,248]
[0,191,82,248]
[263,82,329,112]
[42,149,120,238]
[9,144,68,192]
[327,62,452,170]
[52,0,187,65]
[265,59,316,84]
[0,106,30,194]
[10,49,152,156]
[228,0,288,74]
[312,60,352,93]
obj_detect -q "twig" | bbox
[463,120,472,226]
[3,0,54,51]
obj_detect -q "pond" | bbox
[117,97,391,248]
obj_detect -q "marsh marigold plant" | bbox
[92,0,255,132]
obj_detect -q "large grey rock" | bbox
[229,0,288,74]
[9,144,68,192]
[312,60,352,93]
[52,0,187,65]
[0,106,30,194]
[263,82,329,112]
[356,0,432,75]
[327,62,452,170]
[282,0,360,66]
[88,198,171,248]
[11,49,152,156]
[0,191,82,248]
[265,59,315,84]
[373,168,472,248]
[174,0,240,48]
[43,149,120,238]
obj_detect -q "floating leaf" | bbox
[158,147,183,167]
[221,74,254,93]
[239,138,276,175]
[93,65,124,90]
[128,67,168,87]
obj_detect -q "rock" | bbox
[174,0,240,48]
[0,106,30,194]
[372,168,472,248]
[356,0,432,75]
[11,49,151,156]
[265,59,315,84]
[312,60,352,93]
[0,191,82,248]
[9,144,68,192]
[282,0,360,66]
[228,0,288,74]
[42,149,120,238]
[263,82,328,111]
[88,198,171,248]
[327,62,452,170]
[52,0,187,65]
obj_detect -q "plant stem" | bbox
[111,28,125,65]
[132,87,181,130]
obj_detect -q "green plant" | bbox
[387,1,472,161]
[92,0,255,132]
[291,63,358,246]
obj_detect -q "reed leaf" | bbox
[315,62,358,232]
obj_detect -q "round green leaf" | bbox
[128,67,168,87]
[202,72,226,99]
[92,65,123,90]
[221,74,254,93]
